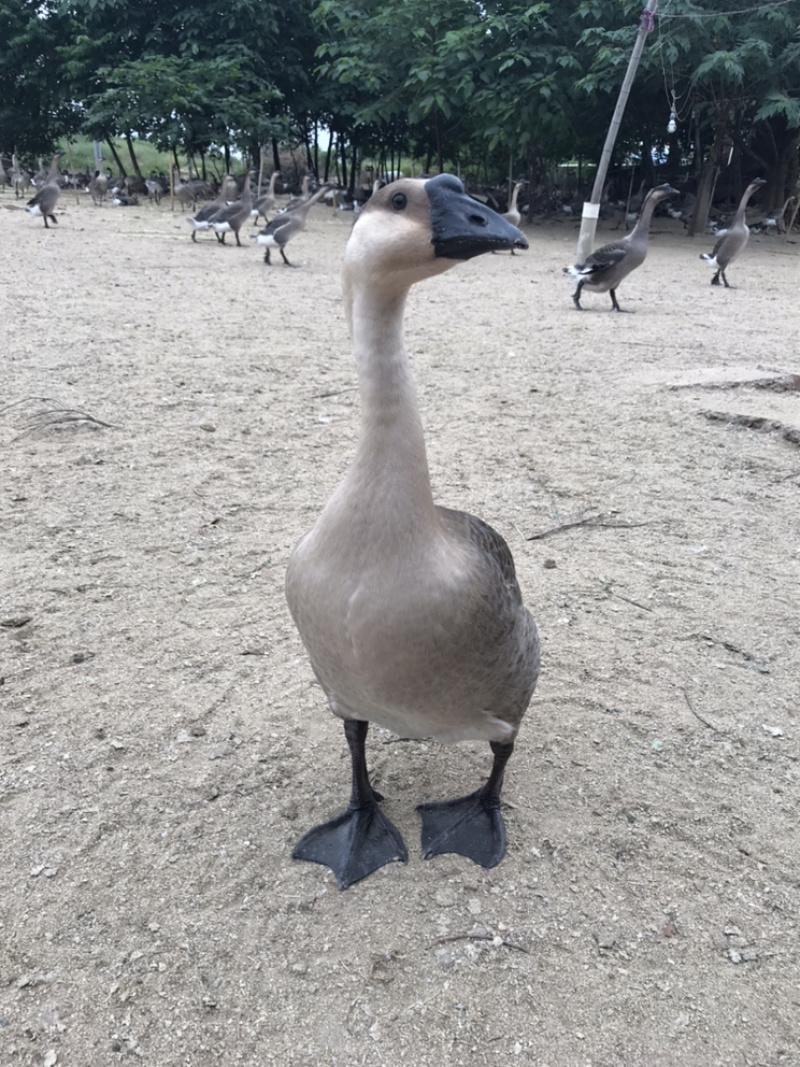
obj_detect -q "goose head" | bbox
[345,174,527,301]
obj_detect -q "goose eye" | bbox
[391,192,407,211]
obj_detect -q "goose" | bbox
[88,165,108,205]
[494,181,526,255]
[502,181,525,229]
[285,174,539,888]
[251,170,281,225]
[172,168,196,211]
[209,170,255,245]
[26,151,64,227]
[700,178,766,287]
[111,191,139,206]
[278,174,313,214]
[11,153,30,199]
[251,183,331,265]
[564,183,679,311]
[186,174,237,241]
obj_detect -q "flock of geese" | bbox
[21,151,771,294]
[15,155,775,887]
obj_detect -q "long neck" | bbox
[631,192,660,237]
[46,154,60,184]
[510,183,521,211]
[343,280,437,522]
[269,172,279,195]
[735,183,758,222]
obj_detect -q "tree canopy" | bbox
[0,0,797,204]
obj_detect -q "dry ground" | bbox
[1,189,799,1067]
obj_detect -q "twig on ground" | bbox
[681,686,722,734]
[0,396,58,416]
[11,407,116,441]
[527,513,649,541]
[429,932,530,954]
[311,386,358,400]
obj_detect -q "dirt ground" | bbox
[1,187,798,1067]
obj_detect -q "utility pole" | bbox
[574,0,659,265]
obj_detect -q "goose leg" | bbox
[280,247,297,267]
[191,230,197,243]
[292,719,408,888]
[572,281,584,310]
[417,740,513,869]
[710,270,721,286]
[720,269,730,288]
[234,231,242,247]
[263,248,271,264]
[609,289,623,312]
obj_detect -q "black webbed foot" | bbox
[417,789,506,868]
[292,802,407,889]
[417,739,514,869]
[292,719,407,888]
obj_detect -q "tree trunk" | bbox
[124,131,143,181]
[434,110,443,174]
[224,144,231,172]
[349,142,358,198]
[688,122,728,237]
[272,138,281,174]
[323,134,333,183]
[105,136,127,177]
[340,138,348,191]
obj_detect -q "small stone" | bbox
[435,888,457,908]
[289,961,308,976]
[467,898,482,916]
[435,949,456,970]
[543,558,557,569]
[199,423,216,433]
[44,1052,58,1067]
[762,724,784,738]
[596,930,616,950]
[30,865,45,878]
[175,730,191,744]
[741,947,758,962]
[43,867,58,878]
[728,949,742,964]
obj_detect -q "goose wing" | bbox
[578,240,628,276]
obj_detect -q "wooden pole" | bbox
[257,145,265,195]
[574,0,659,264]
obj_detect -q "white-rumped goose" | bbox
[27,151,64,227]
[186,174,237,241]
[700,177,766,287]
[285,174,539,888]
[210,170,255,246]
[88,164,109,205]
[12,153,30,199]
[251,183,330,265]
[564,183,679,311]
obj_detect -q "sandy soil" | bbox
[1,189,799,1067]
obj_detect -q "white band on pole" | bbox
[582,202,601,219]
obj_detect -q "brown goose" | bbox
[209,170,255,245]
[564,183,679,311]
[12,153,30,199]
[285,174,538,888]
[186,174,238,241]
[88,164,108,205]
[279,174,313,214]
[251,183,330,265]
[700,178,766,287]
[26,151,64,228]
[252,170,281,225]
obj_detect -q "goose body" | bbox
[700,178,766,287]
[252,184,330,265]
[26,152,63,227]
[279,174,313,214]
[210,171,254,245]
[88,166,108,205]
[564,183,678,311]
[285,174,538,887]
[186,175,237,241]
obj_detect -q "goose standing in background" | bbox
[279,174,313,214]
[700,177,766,287]
[252,183,330,265]
[502,181,525,228]
[88,164,109,205]
[285,174,538,888]
[210,170,255,246]
[564,183,679,311]
[252,170,281,225]
[12,153,30,199]
[186,174,237,241]
[26,151,64,227]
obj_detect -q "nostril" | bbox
[468,214,488,228]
